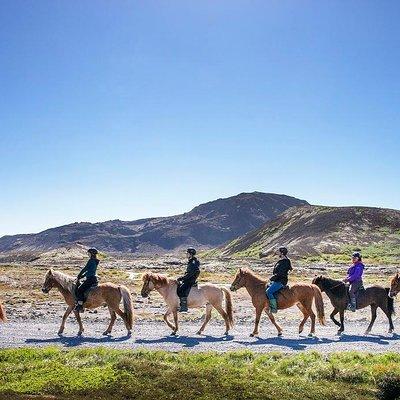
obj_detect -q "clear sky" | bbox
[1,1,399,237]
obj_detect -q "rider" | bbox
[74,248,100,312]
[266,246,292,313]
[177,248,200,312]
[343,251,364,312]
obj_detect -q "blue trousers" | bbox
[266,281,284,300]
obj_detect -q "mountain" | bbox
[220,205,400,264]
[0,192,308,258]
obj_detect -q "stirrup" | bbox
[346,303,356,312]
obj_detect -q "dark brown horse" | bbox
[312,275,395,335]
[230,268,325,337]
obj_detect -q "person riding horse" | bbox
[74,248,100,312]
[177,248,200,312]
[343,251,365,312]
[266,246,292,313]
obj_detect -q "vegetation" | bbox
[1,348,400,400]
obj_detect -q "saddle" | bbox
[75,278,99,302]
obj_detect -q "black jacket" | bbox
[270,258,292,286]
[179,257,200,284]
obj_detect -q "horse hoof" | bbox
[388,329,394,334]
[196,331,202,335]
[364,331,370,336]
[57,331,64,336]
[308,333,314,338]
[250,333,258,337]
[171,331,177,336]
[77,332,83,337]
[278,332,283,337]
[103,331,111,336]
[127,331,132,337]
[224,331,229,336]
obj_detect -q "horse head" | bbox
[42,269,55,293]
[312,275,325,292]
[141,272,168,297]
[230,268,246,292]
[389,273,400,298]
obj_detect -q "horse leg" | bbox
[385,309,395,334]
[330,307,341,327]
[197,303,212,335]
[365,304,377,335]
[251,306,263,337]
[213,303,230,336]
[162,309,176,334]
[296,304,309,335]
[103,307,116,335]
[303,302,316,336]
[114,307,131,334]
[58,306,73,335]
[338,309,345,334]
[266,311,283,336]
[172,310,179,335]
[73,310,84,336]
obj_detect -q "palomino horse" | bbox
[42,269,133,336]
[141,272,234,335]
[230,268,325,337]
[312,275,395,335]
[0,301,6,322]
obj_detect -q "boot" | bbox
[179,297,188,313]
[346,298,356,312]
[268,298,278,314]
[74,301,84,313]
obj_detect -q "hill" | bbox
[220,205,400,264]
[0,192,308,259]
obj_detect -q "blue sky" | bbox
[1,1,399,236]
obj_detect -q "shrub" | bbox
[377,374,400,400]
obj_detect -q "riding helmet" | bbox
[278,246,288,256]
[352,251,362,260]
[88,248,99,255]
[187,248,196,256]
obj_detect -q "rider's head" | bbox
[352,251,362,263]
[187,247,196,259]
[278,246,288,258]
[88,248,99,258]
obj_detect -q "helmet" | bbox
[187,248,196,256]
[278,246,288,256]
[88,248,98,255]
[352,251,362,260]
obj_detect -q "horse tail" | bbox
[0,302,6,323]
[385,288,395,316]
[221,287,234,328]
[120,285,134,330]
[312,285,325,325]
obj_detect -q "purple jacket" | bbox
[346,262,364,283]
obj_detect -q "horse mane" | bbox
[240,268,267,284]
[51,270,76,293]
[142,272,170,286]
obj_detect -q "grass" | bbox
[1,348,400,400]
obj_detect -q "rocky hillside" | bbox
[220,205,400,264]
[0,192,308,259]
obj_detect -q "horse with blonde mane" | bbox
[230,268,325,337]
[0,301,6,323]
[141,272,234,335]
[42,269,133,336]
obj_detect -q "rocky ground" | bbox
[0,256,399,352]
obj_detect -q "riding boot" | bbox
[268,298,278,314]
[346,298,356,312]
[74,301,84,313]
[179,297,188,313]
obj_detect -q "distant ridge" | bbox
[0,192,308,259]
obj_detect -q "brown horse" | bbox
[42,269,133,336]
[141,272,234,335]
[389,273,400,298]
[0,301,6,323]
[312,275,395,335]
[230,268,325,337]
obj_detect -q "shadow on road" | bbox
[135,334,235,348]
[25,333,132,347]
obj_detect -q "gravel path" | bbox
[1,320,399,353]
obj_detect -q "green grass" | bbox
[1,348,400,400]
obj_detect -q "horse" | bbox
[141,272,234,336]
[312,275,395,335]
[390,273,400,298]
[0,301,6,322]
[42,269,133,336]
[230,268,325,337]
